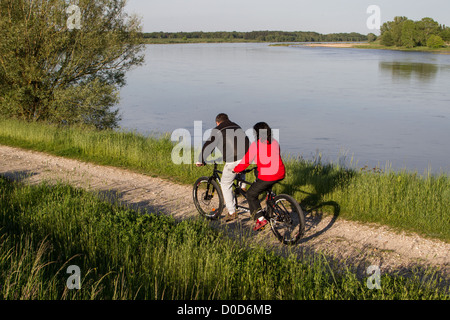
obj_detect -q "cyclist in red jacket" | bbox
[233,122,285,231]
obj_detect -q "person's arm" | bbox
[197,128,220,165]
[234,141,257,173]
[196,138,212,166]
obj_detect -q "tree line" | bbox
[143,31,369,43]
[380,17,450,48]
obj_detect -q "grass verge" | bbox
[0,177,448,299]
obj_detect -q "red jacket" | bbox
[234,139,285,181]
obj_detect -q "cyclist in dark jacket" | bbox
[196,113,250,222]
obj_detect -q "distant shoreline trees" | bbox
[142,31,369,43]
[380,17,449,48]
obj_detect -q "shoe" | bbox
[253,218,268,231]
[224,212,238,222]
[250,208,265,221]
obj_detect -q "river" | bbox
[118,43,450,173]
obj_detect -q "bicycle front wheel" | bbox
[193,177,224,220]
[268,194,305,245]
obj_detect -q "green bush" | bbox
[427,35,445,48]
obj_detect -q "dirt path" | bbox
[0,144,448,279]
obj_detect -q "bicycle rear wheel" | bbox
[268,194,305,245]
[193,177,224,220]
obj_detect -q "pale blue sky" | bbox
[125,0,450,34]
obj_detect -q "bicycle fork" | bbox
[204,178,216,201]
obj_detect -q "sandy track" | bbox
[0,144,448,279]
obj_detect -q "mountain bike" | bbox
[193,163,305,245]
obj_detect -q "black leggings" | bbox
[246,178,282,220]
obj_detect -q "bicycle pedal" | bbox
[255,223,268,232]
[258,225,268,232]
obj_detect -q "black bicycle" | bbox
[193,163,305,245]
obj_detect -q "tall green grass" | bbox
[0,118,204,183]
[0,118,449,241]
[0,177,447,300]
[281,158,450,241]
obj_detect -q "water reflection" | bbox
[379,61,439,81]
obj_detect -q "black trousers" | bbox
[246,178,281,220]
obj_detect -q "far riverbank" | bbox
[146,38,450,54]
[291,41,450,54]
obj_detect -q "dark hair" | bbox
[253,122,272,144]
[215,113,229,124]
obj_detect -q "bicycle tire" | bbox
[267,194,305,245]
[193,177,224,220]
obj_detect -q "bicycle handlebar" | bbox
[198,161,257,176]
[199,158,223,165]
[241,167,257,174]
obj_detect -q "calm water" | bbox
[118,43,450,173]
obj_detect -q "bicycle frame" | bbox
[205,163,255,212]
[195,163,304,244]
[208,163,222,183]
[233,174,253,213]
[235,173,293,226]
[204,163,285,220]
